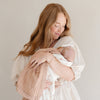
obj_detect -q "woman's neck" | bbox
[49,40,58,48]
[40,39,58,48]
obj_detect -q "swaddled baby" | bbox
[41,46,75,100]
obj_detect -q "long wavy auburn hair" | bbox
[16,3,72,58]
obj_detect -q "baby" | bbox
[41,46,75,100]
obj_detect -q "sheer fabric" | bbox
[40,36,85,100]
[11,36,85,100]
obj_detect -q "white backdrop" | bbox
[0,0,100,100]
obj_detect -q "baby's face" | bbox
[58,46,75,62]
[57,47,70,61]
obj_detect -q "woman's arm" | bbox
[29,49,75,81]
[47,53,75,81]
[47,46,75,81]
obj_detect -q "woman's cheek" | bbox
[51,26,56,32]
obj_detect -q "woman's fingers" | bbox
[30,60,38,68]
[35,48,59,55]
[33,62,40,70]
[37,48,58,53]
[30,57,36,64]
[50,51,60,54]
[48,48,60,54]
[30,58,45,69]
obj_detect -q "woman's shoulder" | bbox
[15,55,29,61]
[54,36,74,48]
[11,55,31,85]
[13,55,31,67]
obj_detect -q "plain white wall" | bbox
[0,0,100,100]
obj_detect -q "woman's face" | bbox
[50,12,66,40]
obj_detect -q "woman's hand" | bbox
[35,48,60,54]
[29,48,60,69]
[29,51,52,69]
[44,80,61,90]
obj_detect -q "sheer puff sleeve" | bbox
[54,36,86,81]
[11,55,31,85]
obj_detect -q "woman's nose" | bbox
[58,27,62,33]
[58,27,63,34]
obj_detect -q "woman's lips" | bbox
[55,33,60,36]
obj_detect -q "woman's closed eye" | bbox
[55,24,60,28]
[55,24,65,30]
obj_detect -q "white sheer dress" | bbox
[11,36,85,100]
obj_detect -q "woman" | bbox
[11,3,85,100]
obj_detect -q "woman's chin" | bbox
[53,36,59,40]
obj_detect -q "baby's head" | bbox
[57,46,75,62]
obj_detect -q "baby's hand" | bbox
[44,80,52,90]
[55,81,61,88]
[44,80,61,90]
